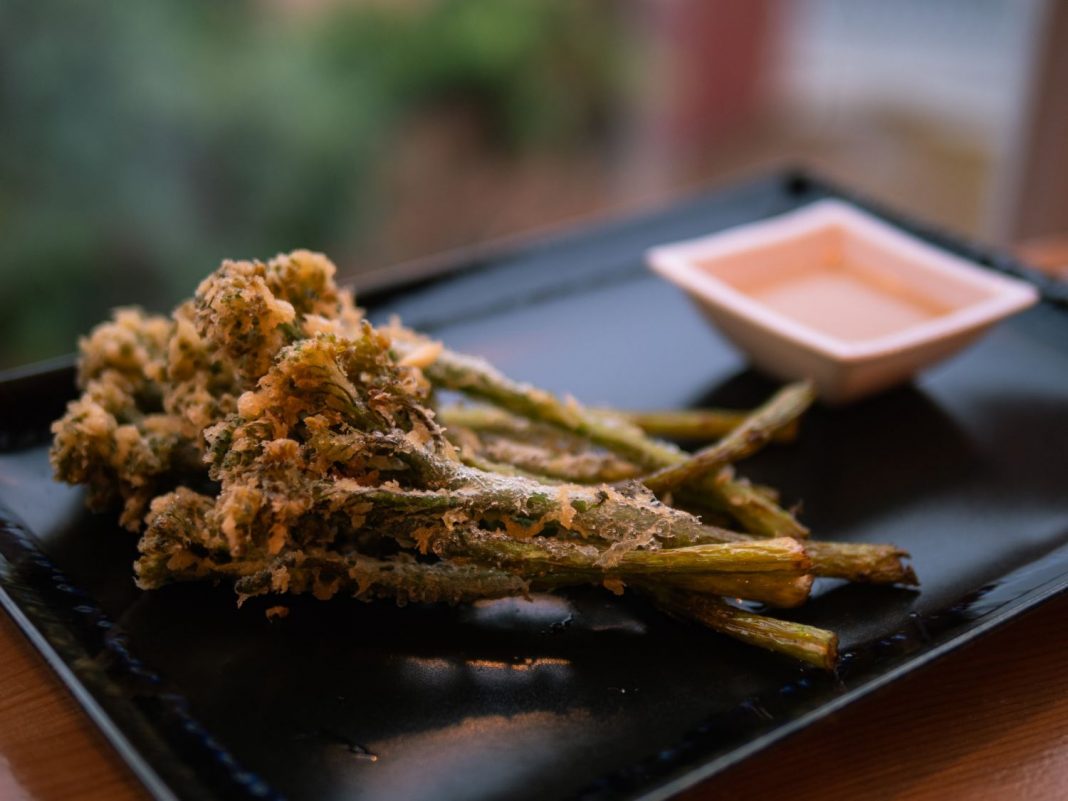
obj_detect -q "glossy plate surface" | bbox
[2,172,1067,801]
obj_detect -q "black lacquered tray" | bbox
[2,172,1068,801]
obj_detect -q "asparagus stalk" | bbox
[441,409,641,482]
[479,439,641,483]
[664,572,814,609]
[530,569,814,608]
[438,530,811,577]
[419,348,688,467]
[137,545,531,605]
[611,408,800,443]
[438,404,560,441]
[456,449,557,482]
[692,470,810,539]
[675,474,780,518]
[679,467,780,505]
[646,587,838,669]
[651,521,916,587]
[641,381,816,494]
[441,404,799,480]
[803,541,918,585]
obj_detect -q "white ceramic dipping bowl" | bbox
[647,199,1039,404]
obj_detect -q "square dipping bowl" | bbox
[647,199,1039,403]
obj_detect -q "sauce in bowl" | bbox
[749,266,950,342]
[648,200,1039,403]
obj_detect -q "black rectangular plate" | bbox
[2,171,1068,801]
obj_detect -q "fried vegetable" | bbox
[51,250,917,667]
[646,587,839,670]
[640,381,816,495]
[611,408,801,444]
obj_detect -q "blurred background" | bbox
[1,0,1065,369]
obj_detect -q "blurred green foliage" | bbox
[0,0,624,368]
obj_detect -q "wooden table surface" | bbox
[4,240,1067,801]
[2,590,1067,801]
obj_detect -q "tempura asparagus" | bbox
[614,408,800,444]
[647,587,839,669]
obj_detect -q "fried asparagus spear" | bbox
[612,408,800,444]
[640,381,816,495]
[646,587,839,669]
